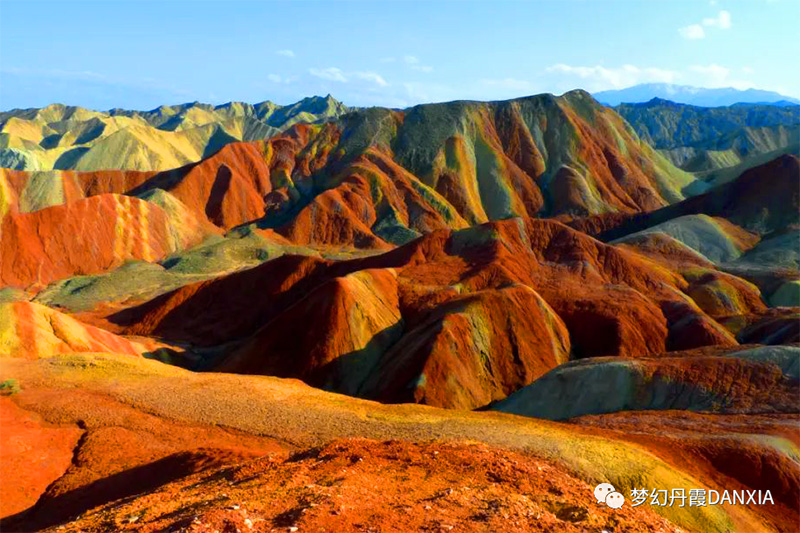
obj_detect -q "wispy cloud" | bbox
[377,55,433,72]
[546,64,679,90]
[689,64,731,79]
[275,49,295,58]
[308,67,347,82]
[679,24,706,40]
[307,68,388,87]
[353,71,389,87]
[544,62,758,92]
[703,10,732,29]
[679,10,732,39]
[402,55,434,73]
[689,63,751,89]
[267,74,297,84]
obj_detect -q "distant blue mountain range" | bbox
[594,83,800,107]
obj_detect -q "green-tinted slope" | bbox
[616,98,799,180]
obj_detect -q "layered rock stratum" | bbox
[1,92,798,532]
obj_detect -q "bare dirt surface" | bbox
[33,439,682,533]
[2,353,797,532]
[0,397,81,517]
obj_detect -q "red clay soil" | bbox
[3,130,794,296]
[2,97,744,284]
[642,355,799,412]
[117,218,684,347]
[20,438,680,533]
[3,353,797,532]
[118,254,334,345]
[0,397,82,518]
[0,194,177,288]
[0,387,283,530]
[127,141,275,230]
[275,175,392,250]
[215,267,572,410]
[557,94,675,214]
[65,169,157,200]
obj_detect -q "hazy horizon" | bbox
[2,84,798,114]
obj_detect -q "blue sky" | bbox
[1,0,798,110]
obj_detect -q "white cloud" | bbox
[353,71,389,87]
[545,62,760,93]
[680,10,731,39]
[703,10,732,29]
[679,24,706,40]
[690,63,730,79]
[306,68,389,87]
[689,63,751,89]
[275,49,295,58]
[546,64,679,90]
[308,67,348,82]
[398,55,433,73]
[267,74,297,84]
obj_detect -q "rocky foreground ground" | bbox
[1,353,798,532]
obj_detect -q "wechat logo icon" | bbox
[594,482,625,509]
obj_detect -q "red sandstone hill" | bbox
[106,217,776,409]
[1,92,798,533]
[1,92,699,289]
[0,106,793,413]
[0,194,208,288]
[587,154,800,241]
